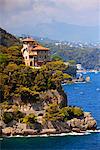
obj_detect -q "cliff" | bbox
[0,28,97,137]
[0,89,97,136]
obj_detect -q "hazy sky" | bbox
[0,0,100,35]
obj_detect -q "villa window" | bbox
[30,61,32,66]
[29,56,33,59]
[23,49,25,53]
[45,55,47,59]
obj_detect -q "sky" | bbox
[0,0,100,41]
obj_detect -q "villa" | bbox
[21,38,49,67]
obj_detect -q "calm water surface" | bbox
[1,72,100,150]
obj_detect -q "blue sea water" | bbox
[63,72,100,127]
[1,72,100,150]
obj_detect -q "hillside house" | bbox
[21,38,49,67]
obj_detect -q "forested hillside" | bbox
[38,40,100,69]
[0,28,75,103]
[0,28,97,136]
[0,28,20,47]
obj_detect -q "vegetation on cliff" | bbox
[0,32,75,103]
[0,28,97,135]
[0,61,72,102]
[43,104,84,123]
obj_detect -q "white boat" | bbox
[94,70,98,74]
[96,88,100,91]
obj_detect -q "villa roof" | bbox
[22,38,35,42]
[32,45,49,51]
[22,38,49,51]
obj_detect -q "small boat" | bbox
[96,88,100,91]
[83,72,87,74]
[94,70,98,74]
[86,76,90,82]
[0,138,3,140]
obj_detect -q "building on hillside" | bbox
[21,38,50,67]
[76,64,82,70]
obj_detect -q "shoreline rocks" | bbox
[1,112,97,137]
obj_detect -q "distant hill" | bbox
[0,27,20,47]
[38,40,100,70]
[0,27,99,69]
[33,21,99,42]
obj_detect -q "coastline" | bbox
[1,129,100,139]
[0,111,97,137]
[77,69,100,73]
[0,72,99,139]
[0,71,100,150]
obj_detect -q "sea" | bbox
[0,72,100,150]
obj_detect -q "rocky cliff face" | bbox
[67,112,97,131]
[40,112,97,134]
[13,89,67,111]
[1,112,97,136]
[40,89,67,108]
[0,89,97,136]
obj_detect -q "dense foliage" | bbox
[2,112,14,124]
[43,103,84,123]
[51,55,63,61]
[0,61,73,102]
[0,39,74,103]
[2,110,24,124]
[22,113,37,126]
[0,28,87,129]
[0,45,23,67]
[0,28,75,113]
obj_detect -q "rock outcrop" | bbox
[0,89,97,136]
[67,112,97,132]
[1,112,97,136]
[40,89,67,108]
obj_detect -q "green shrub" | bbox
[63,73,72,80]
[0,54,8,65]
[43,105,84,123]
[72,107,83,117]
[46,103,59,114]
[16,87,40,103]
[59,107,70,121]
[51,55,63,61]
[13,110,24,121]
[22,113,37,125]
[2,112,14,124]
[44,104,69,122]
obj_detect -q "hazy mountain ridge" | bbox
[0,27,100,69]
[33,21,99,42]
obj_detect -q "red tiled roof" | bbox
[22,38,49,51]
[32,45,49,51]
